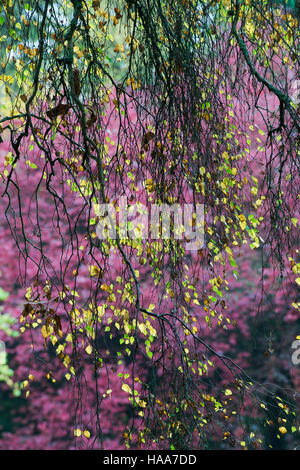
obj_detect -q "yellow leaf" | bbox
[239,214,247,231]
[225,246,232,256]
[122,383,132,394]
[41,324,53,338]
[25,287,32,300]
[114,44,124,53]
[138,323,147,336]
[279,426,287,434]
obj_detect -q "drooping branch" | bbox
[231,0,300,131]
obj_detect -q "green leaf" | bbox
[229,256,237,267]
[0,288,9,301]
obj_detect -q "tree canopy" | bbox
[0,0,299,450]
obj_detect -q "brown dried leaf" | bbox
[141,131,155,148]
[46,103,70,119]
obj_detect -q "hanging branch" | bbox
[231,0,299,131]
